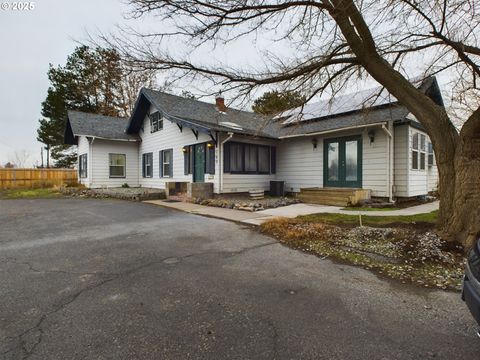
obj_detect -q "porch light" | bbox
[368,129,376,143]
[207,142,215,148]
[311,138,318,149]
[181,147,187,153]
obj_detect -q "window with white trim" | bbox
[411,132,426,170]
[149,111,163,133]
[109,154,126,178]
[162,149,172,177]
[142,153,153,178]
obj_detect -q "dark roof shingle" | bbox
[66,111,137,141]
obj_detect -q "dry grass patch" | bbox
[0,188,64,199]
[260,216,465,291]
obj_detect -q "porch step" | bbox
[298,187,371,206]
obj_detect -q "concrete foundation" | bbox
[187,182,213,199]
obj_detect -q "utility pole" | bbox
[40,147,44,168]
[45,144,50,168]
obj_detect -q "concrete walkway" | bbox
[144,200,439,226]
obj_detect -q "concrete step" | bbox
[298,187,370,206]
[298,194,351,206]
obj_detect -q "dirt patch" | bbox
[260,217,465,291]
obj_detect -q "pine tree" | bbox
[252,90,306,115]
[37,46,153,167]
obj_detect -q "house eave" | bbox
[278,121,388,139]
[74,134,139,142]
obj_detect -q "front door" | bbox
[193,144,205,182]
[324,136,362,188]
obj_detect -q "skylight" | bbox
[219,121,243,131]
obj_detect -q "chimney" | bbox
[215,92,227,113]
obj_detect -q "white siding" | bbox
[276,127,390,197]
[362,127,389,197]
[394,125,439,197]
[77,136,91,187]
[393,125,409,197]
[276,137,323,192]
[427,165,438,192]
[138,105,220,191]
[90,139,139,188]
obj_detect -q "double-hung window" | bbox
[160,149,173,177]
[428,142,434,167]
[412,132,426,170]
[109,154,126,178]
[142,153,153,178]
[149,111,163,133]
[79,154,87,178]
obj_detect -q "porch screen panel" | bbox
[244,145,258,172]
[258,146,270,173]
[345,140,358,181]
[327,142,339,181]
[229,143,243,172]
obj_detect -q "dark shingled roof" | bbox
[270,105,410,138]
[68,77,441,144]
[128,89,275,138]
[64,111,138,144]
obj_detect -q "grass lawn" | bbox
[300,211,438,227]
[0,188,63,199]
[260,210,465,291]
[340,206,397,211]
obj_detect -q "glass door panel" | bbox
[345,140,358,182]
[327,142,339,181]
[324,136,362,188]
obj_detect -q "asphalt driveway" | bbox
[0,198,478,359]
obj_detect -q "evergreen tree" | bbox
[37,46,153,167]
[252,90,306,115]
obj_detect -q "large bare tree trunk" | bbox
[329,0,480,249]
[439,110,480,248]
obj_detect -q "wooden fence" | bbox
[0,168,78,189]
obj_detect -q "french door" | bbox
[323,135,362,188]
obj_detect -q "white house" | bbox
[64,77,441,205]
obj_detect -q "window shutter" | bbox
[169,149,173,177]
[207,145,215,174]
[159,151,163,177]
[189,146,194,174]
[142,154,146,177]
[223,143,230,173]
[184,147,189,175]
[270,146,276,174]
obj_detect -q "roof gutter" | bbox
[381,123,394,203]
[74,134,138,142]
[278,122,388,139]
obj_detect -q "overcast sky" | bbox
[0,0,128,166]
[0,1,455,167]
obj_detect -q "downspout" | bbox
[89,136,96,188]
[381,124,394,203]
[219,132,234,194]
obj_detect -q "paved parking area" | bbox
[0,198,478,359]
